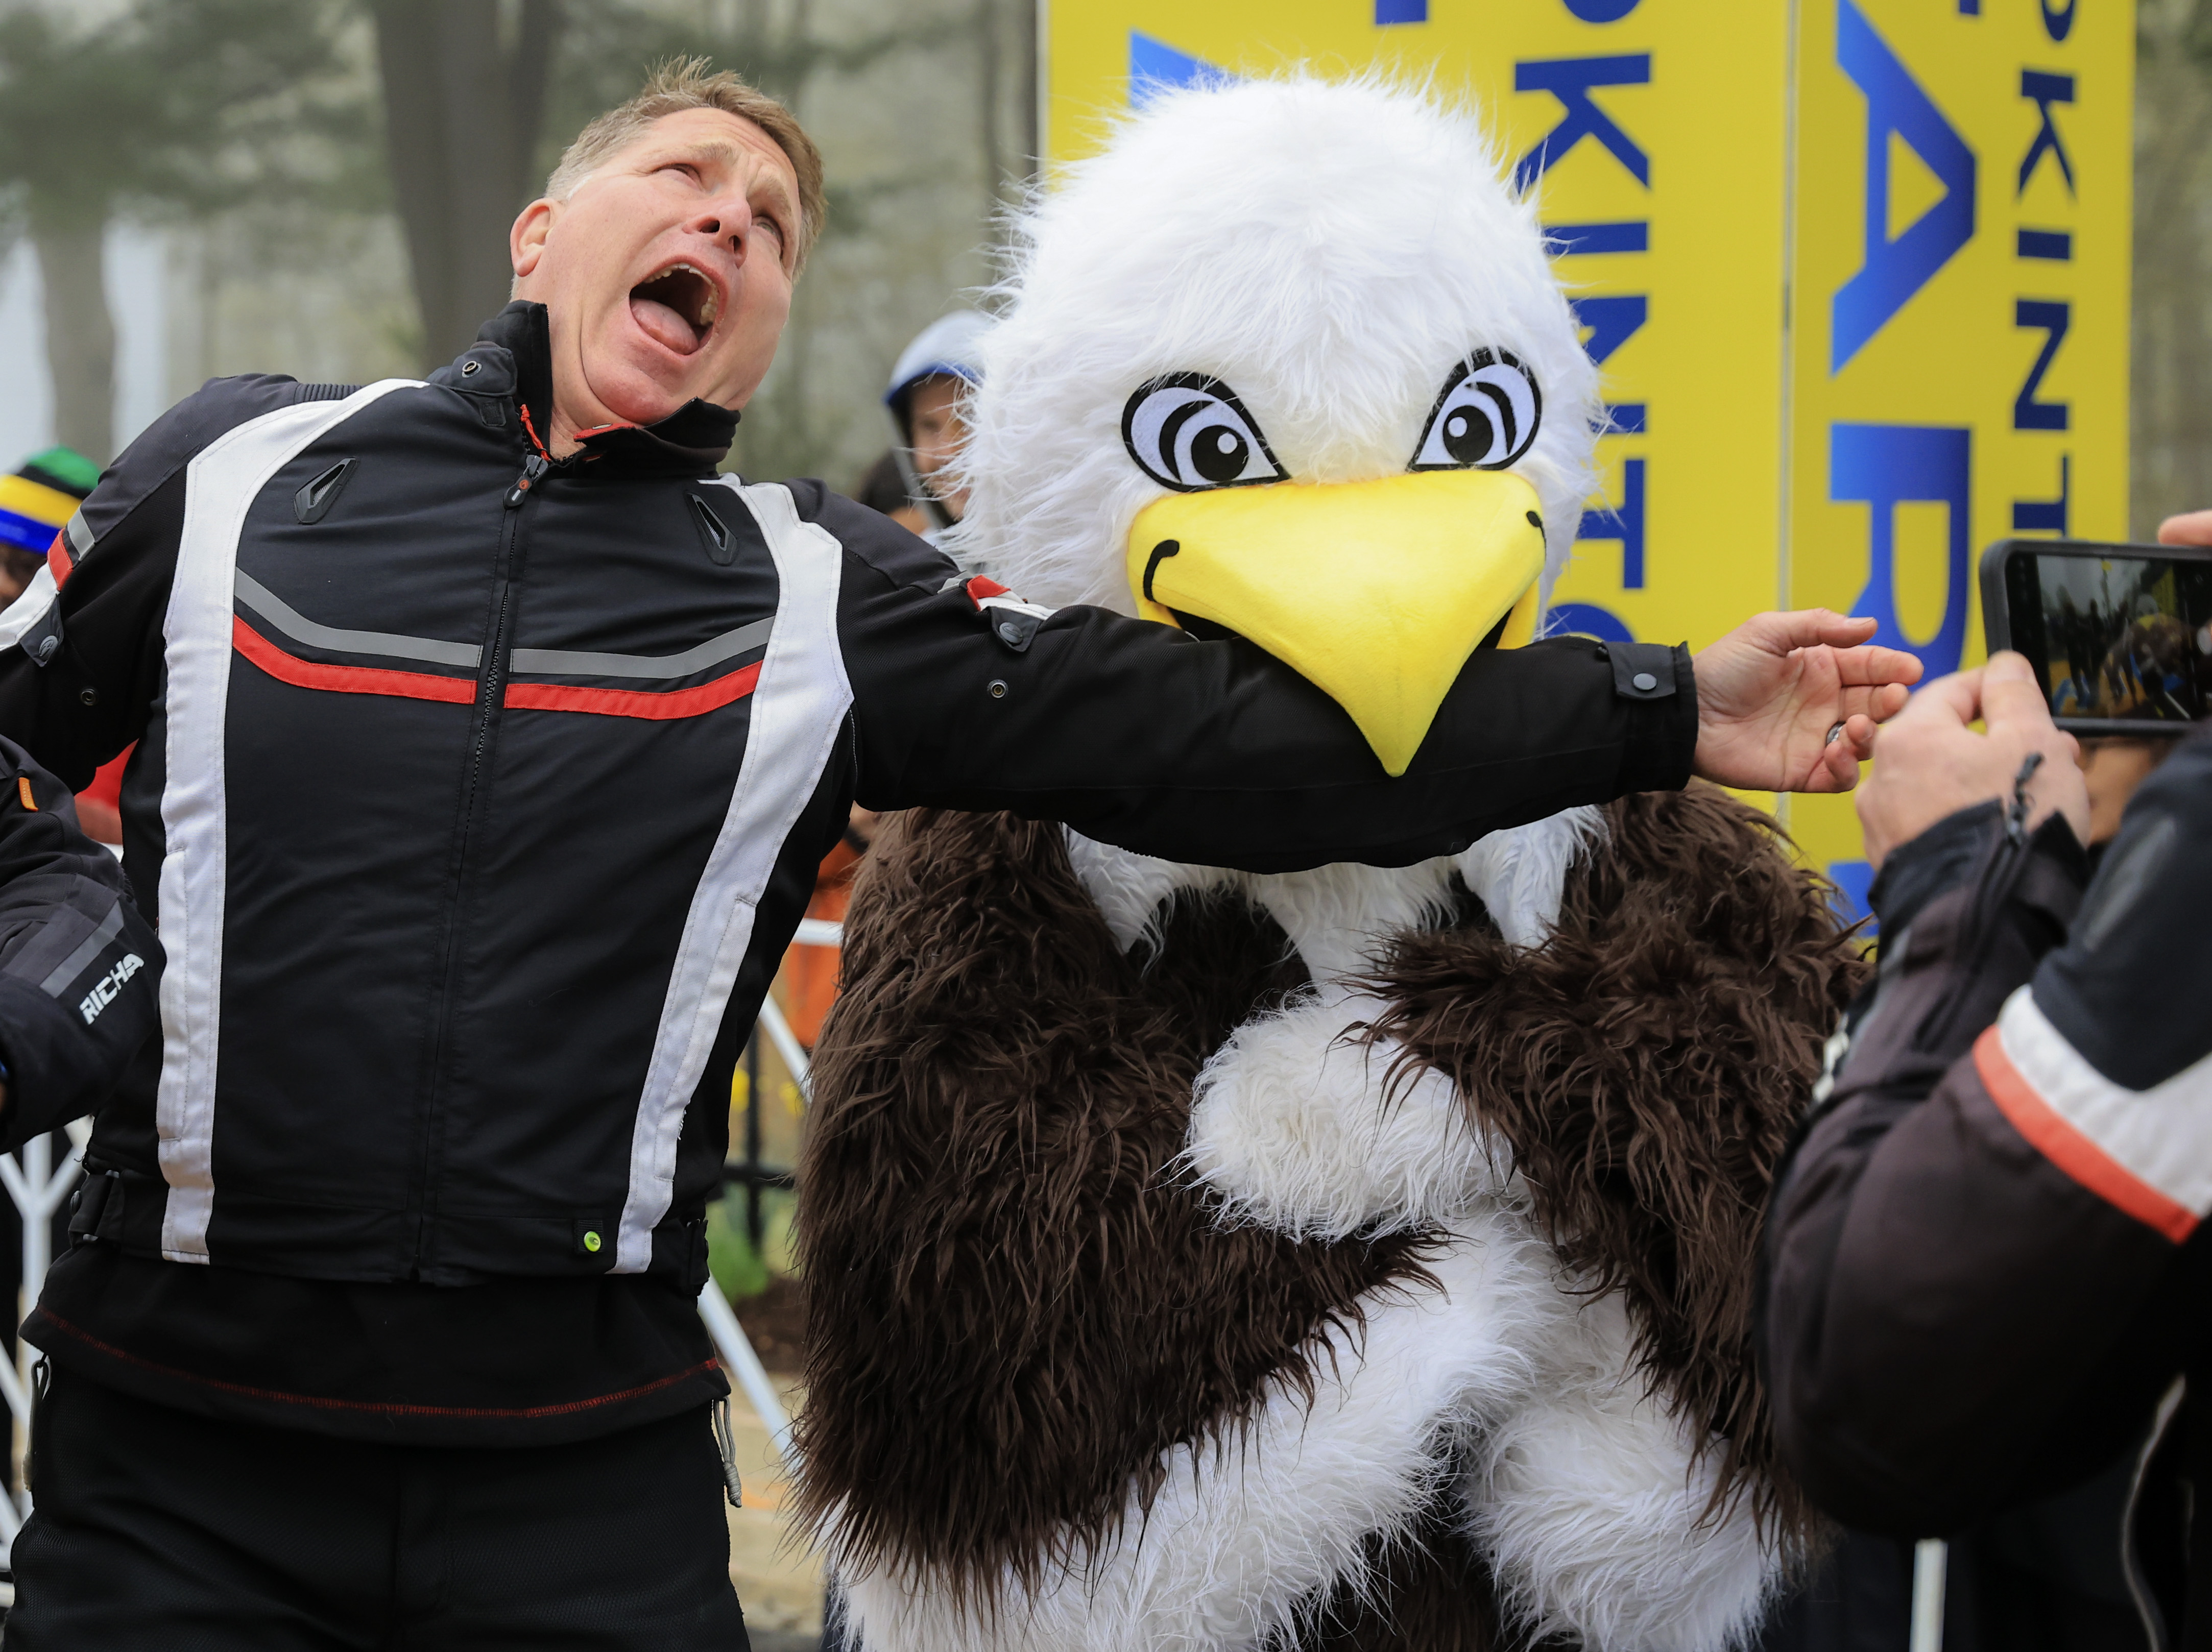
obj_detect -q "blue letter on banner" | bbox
[1375,0,1427,21]
[1544,221,1648,255]
[1831,0,1976,372]
[1128,33,1225,106]
[1542,602,1636,643]
[1578,457,1646,589]
[2018,71,2077,196]
[1571,294,1647,366]
[2014,454,2071,535]
[2014,300,2071,431]
[1513,56,1651,193]
[1831,423,1971,677]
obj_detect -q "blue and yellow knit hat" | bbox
[0,447,98,556]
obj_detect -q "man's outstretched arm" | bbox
[822,494,1921,871]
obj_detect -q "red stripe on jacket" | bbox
[1974,1025,2199,1244]
[233,618,762,720]
[233,618,475,705]
[503,667,761,720]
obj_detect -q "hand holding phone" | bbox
[1857,652,2089,870]
[2158,508,2212,549]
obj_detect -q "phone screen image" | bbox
[2004,551,2212,725]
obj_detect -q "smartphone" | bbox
[1980,538,2212,736]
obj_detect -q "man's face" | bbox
[510,107,800,446]
[907,374,972,522]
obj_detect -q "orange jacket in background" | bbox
[781,835,861,1047]
[74,745,130,845]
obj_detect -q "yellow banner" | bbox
[1040,0,2131,917]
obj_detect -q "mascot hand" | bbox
[1857,651,2088,869]
[1691,610,1922,794]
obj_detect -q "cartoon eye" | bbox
[1410,351,1542,471]
[1120,374,1289,492]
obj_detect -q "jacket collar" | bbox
[429,302,741,478]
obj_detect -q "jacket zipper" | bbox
[1911,756,2052,1054]
[408,448,549,1271]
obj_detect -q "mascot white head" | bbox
[955,75,1600,781]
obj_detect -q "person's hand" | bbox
[2158,508,2212,547]
[1857,651,2088,869]
[1692,611,1925,792]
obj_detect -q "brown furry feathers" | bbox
[798,787,1863,1629]
[1366,785,1868,1529]
[796,810,1433,1594]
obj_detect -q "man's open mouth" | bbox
[629,262,722,356]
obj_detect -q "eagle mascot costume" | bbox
[794,76,1864,1652]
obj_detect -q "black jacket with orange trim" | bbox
[1761,724,2212,1650]
[0,301,1696,1295]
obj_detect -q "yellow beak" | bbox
[1127,469,1547,776]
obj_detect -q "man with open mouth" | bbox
[0,57,1917,1651]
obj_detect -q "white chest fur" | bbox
[1066,808,1605,1237]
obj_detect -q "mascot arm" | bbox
[822,500,1694,872]
[1472,1296,1778,1652]
[1371,786,1868,1564]
[1765,780,2203,1539]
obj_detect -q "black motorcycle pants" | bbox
[3,1366,750,1650]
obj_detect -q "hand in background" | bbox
[1692,610,1924,793]
[1857,651,2089,869]
[2157,508,2212,547]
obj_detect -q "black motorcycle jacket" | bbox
[0,303,1695,1293]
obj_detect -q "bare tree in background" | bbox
[371,0,561,367]
[2136,0,2212,531]
[0,0,360,461]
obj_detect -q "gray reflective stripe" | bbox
[39,902,124,997]
[64,512,91,556]
[612,479,851,1273]
[512,616,774,680]
[233,571,480,669]
[0,564,57,650]
[232,571,768,683]
[156,379,422,1265]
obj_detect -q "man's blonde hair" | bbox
[545,58,826,272]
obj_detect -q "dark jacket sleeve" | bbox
[0,374,311,791]
[1761,728,2212,1537]
[806,487,1696,872]
[0,376,309,1138]
[0,739,162,1147]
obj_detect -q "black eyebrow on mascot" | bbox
[794,74,1865,1652]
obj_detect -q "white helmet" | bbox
[885,310,995,531]
[884,310,995,437]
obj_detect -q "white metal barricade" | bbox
[0,921,837,1561]
[704,916,829,1476]
[1909,1539,1949,1652]
[0,1118,89,1565]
